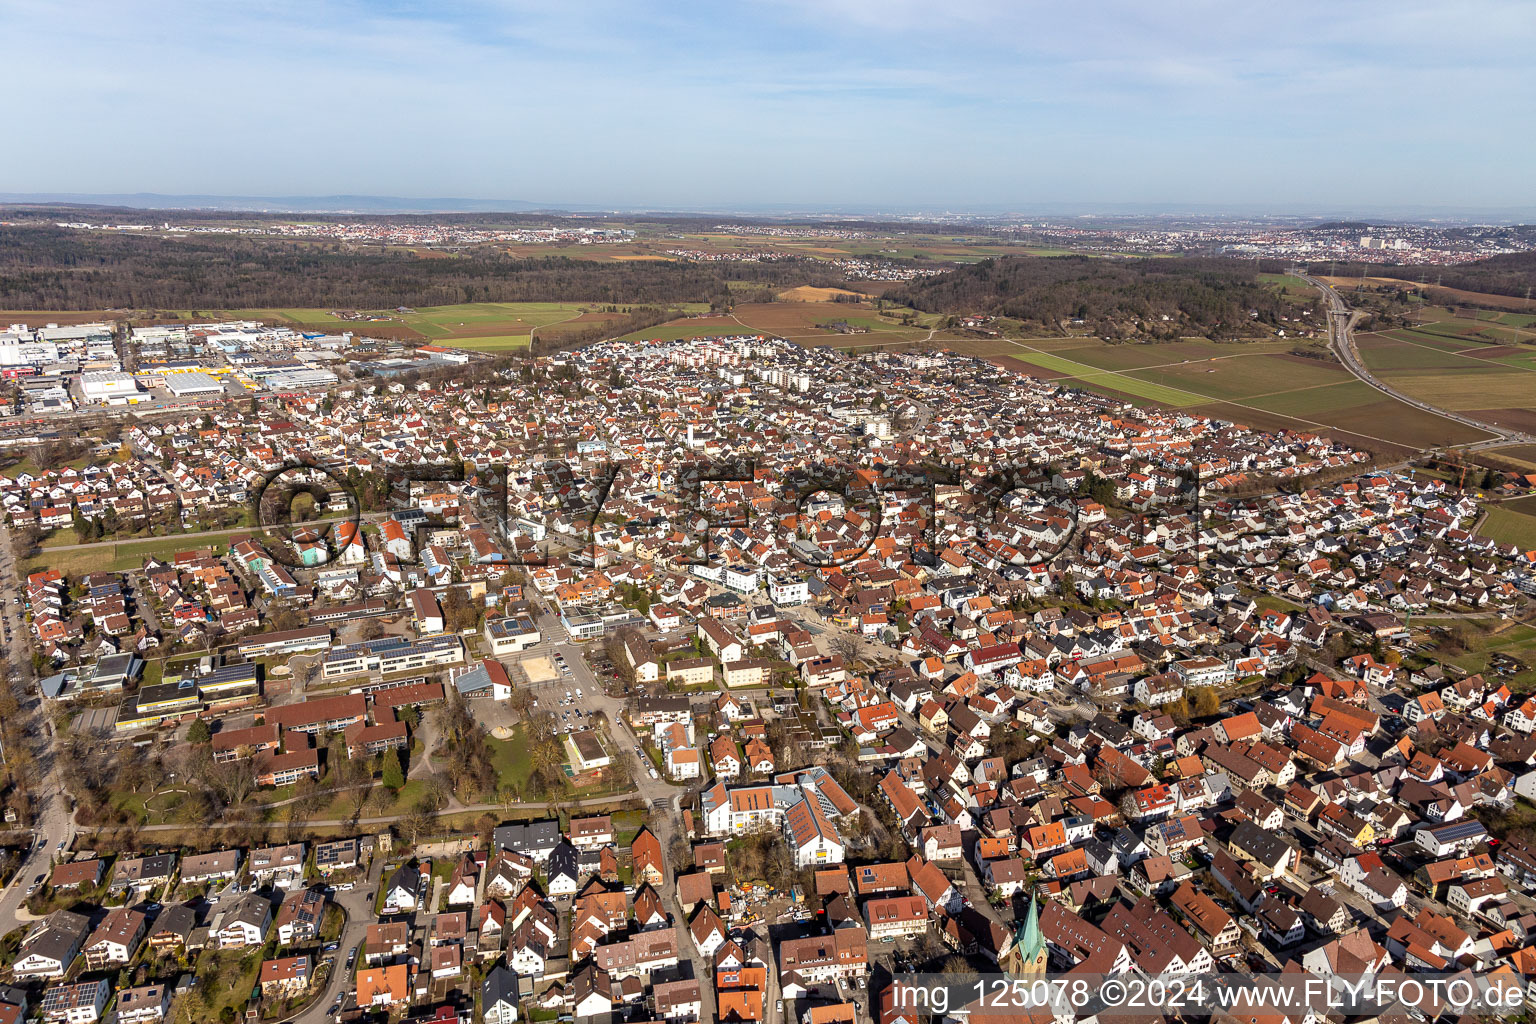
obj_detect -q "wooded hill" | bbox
[890,255,1315,339]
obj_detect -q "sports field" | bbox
[23,536,229,576]
[382,301,587,349]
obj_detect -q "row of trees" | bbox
[1310,250,1536,301]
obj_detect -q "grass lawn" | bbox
[23,535,230,576]
[1439,620,1536,694]
[1,447,128,479]
[1480,506,1536,550]
[488,726,537,795]
[174,949,262,1024]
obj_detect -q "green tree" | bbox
[187,719,211,745]
[381,750,405,792]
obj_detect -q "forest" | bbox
[890,255,1315,338]
[1312,251,1536,300]
[0,225,845,310]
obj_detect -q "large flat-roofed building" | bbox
[197,663,260,703]
[569,729,611,771]
[79,652,140,694]
[559,607,604,642]
[484,615,541,656]
[80,370,140,405]
[237,626,331,659]
[163,370,225,397]
[322,634,464,679]
[115,678,202,732]
[265,368,338,390]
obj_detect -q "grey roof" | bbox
[1230,821,1294,867]
[221,893,271,929]
[1426,820,1488,843]
[38,669,78,700]
[547,839,579,882]
[482,963,519,1009]
[493,820,561,857]
[315,838,359,866]
[386,864,423,897]
[151,904,199,941]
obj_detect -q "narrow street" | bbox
[293,855,386,1024]
[0,523,75,935]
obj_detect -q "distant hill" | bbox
[889,255,1313,339]
[0,192,573,214]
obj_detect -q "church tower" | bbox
[1002,894,1048,975]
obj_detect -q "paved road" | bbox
[0,525,76,935]
[294,856,385,1024]
[1302,273,1530,445]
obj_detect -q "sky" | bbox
[4,0,1534,215]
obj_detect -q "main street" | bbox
[1300,272,1530,445]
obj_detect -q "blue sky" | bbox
[4,0,1533,214]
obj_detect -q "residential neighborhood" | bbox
[2,330,1536,1024]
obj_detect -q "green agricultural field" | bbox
[1258,273,1319,301]
[1491,351,1536,371]
[967,334,1494,452]
[1479,506,1536,550]
[235,307,349,323]
[1375,369,1536,410]
[429,334,532,351]
[1246,380,1380,418]
[621,323,754,342]
[1403,318,1488,341]
[999,348,1208,407]
[1356,334,1479,371]
[1377,330,1472,353]
[1121,353,1350,403]
[394,301,587,342]
[1032,338,1296,372]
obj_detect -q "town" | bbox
[0,322,1532,1024]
